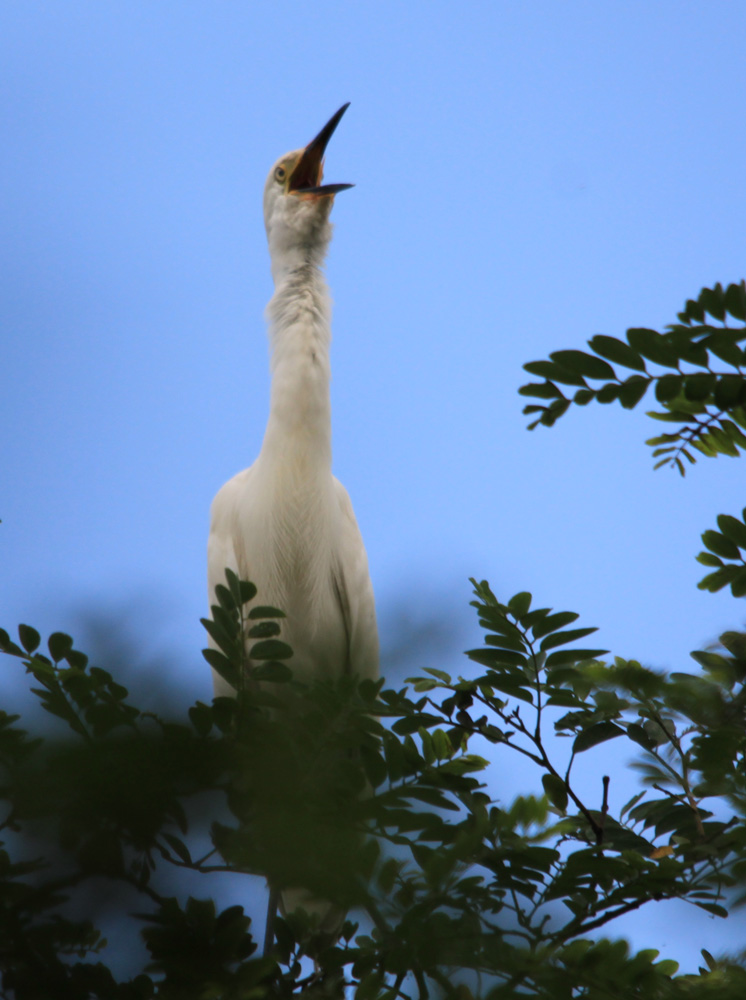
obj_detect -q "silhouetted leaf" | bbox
[188,702,213,737]
[249,639,293,661]
[626,723,656,750]
[252,660,293,682]
[201,617,236,656]
[224,568,243,604]
[702,530,740,560]
[697,566,740,592]
[588,335,646,372]
[694,902,728,918]
[573,721,625,753]
[730,567,746,597]
[471,646,527,668]
[0,628,23,655]
[539,627,598,651]
[626,328,679,368]
[705,330,744,366]
[213,583,236,612]
[248,605,286,618]
[18,625,40,654]
[684,373,716,401]
[544,648,608,668]
[550,350,616,380]
[717,513,746,549]
[162,833,192,865]
[699,285,726,321]
[596,383,622,403]
[573,389,595,405]
[714,375,746,412]
[618,375,649,408]
[239,580,258,603]
[696,552,723,568]
[202,647,240,689]
[524,360,588,388]
[508,592,532,616]
[247,621,281,639]
[47,632,73,661]
[519,381,564,399]
[65,648,88,669]
[542,773,568,811]
[724,281,746,320]
[483,675,534,703]
[655,374,682,403]
[531,611,579,639]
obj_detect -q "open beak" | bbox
[288,103,354,197]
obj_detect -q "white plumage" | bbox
[207,103,378,695]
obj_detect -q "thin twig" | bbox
[599,775,610,842]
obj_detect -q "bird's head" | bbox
[263,104,353,258]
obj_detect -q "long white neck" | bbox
[260,233,333,471]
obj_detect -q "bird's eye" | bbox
[275,166,286,183]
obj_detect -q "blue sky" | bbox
[2,0,746,973]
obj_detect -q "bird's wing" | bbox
[207,475,244,603]
[332,477,379,682]
[207,471,245,697]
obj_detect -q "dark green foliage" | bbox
[140,897,274,999]
[4,563,745,996]
[3,284,746,996]
[520,281,746,475]
[520,281,746,595]
[696,509,746,596]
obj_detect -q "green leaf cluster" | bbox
[201,568,290,691]
[6,574,745,997]
[696,510,746,596]
[4,282,746,996]
[520,281,746,475]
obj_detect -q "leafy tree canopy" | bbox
[2,284,746,998]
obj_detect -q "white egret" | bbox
[208,101,378,690]
[206,105,379,944]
